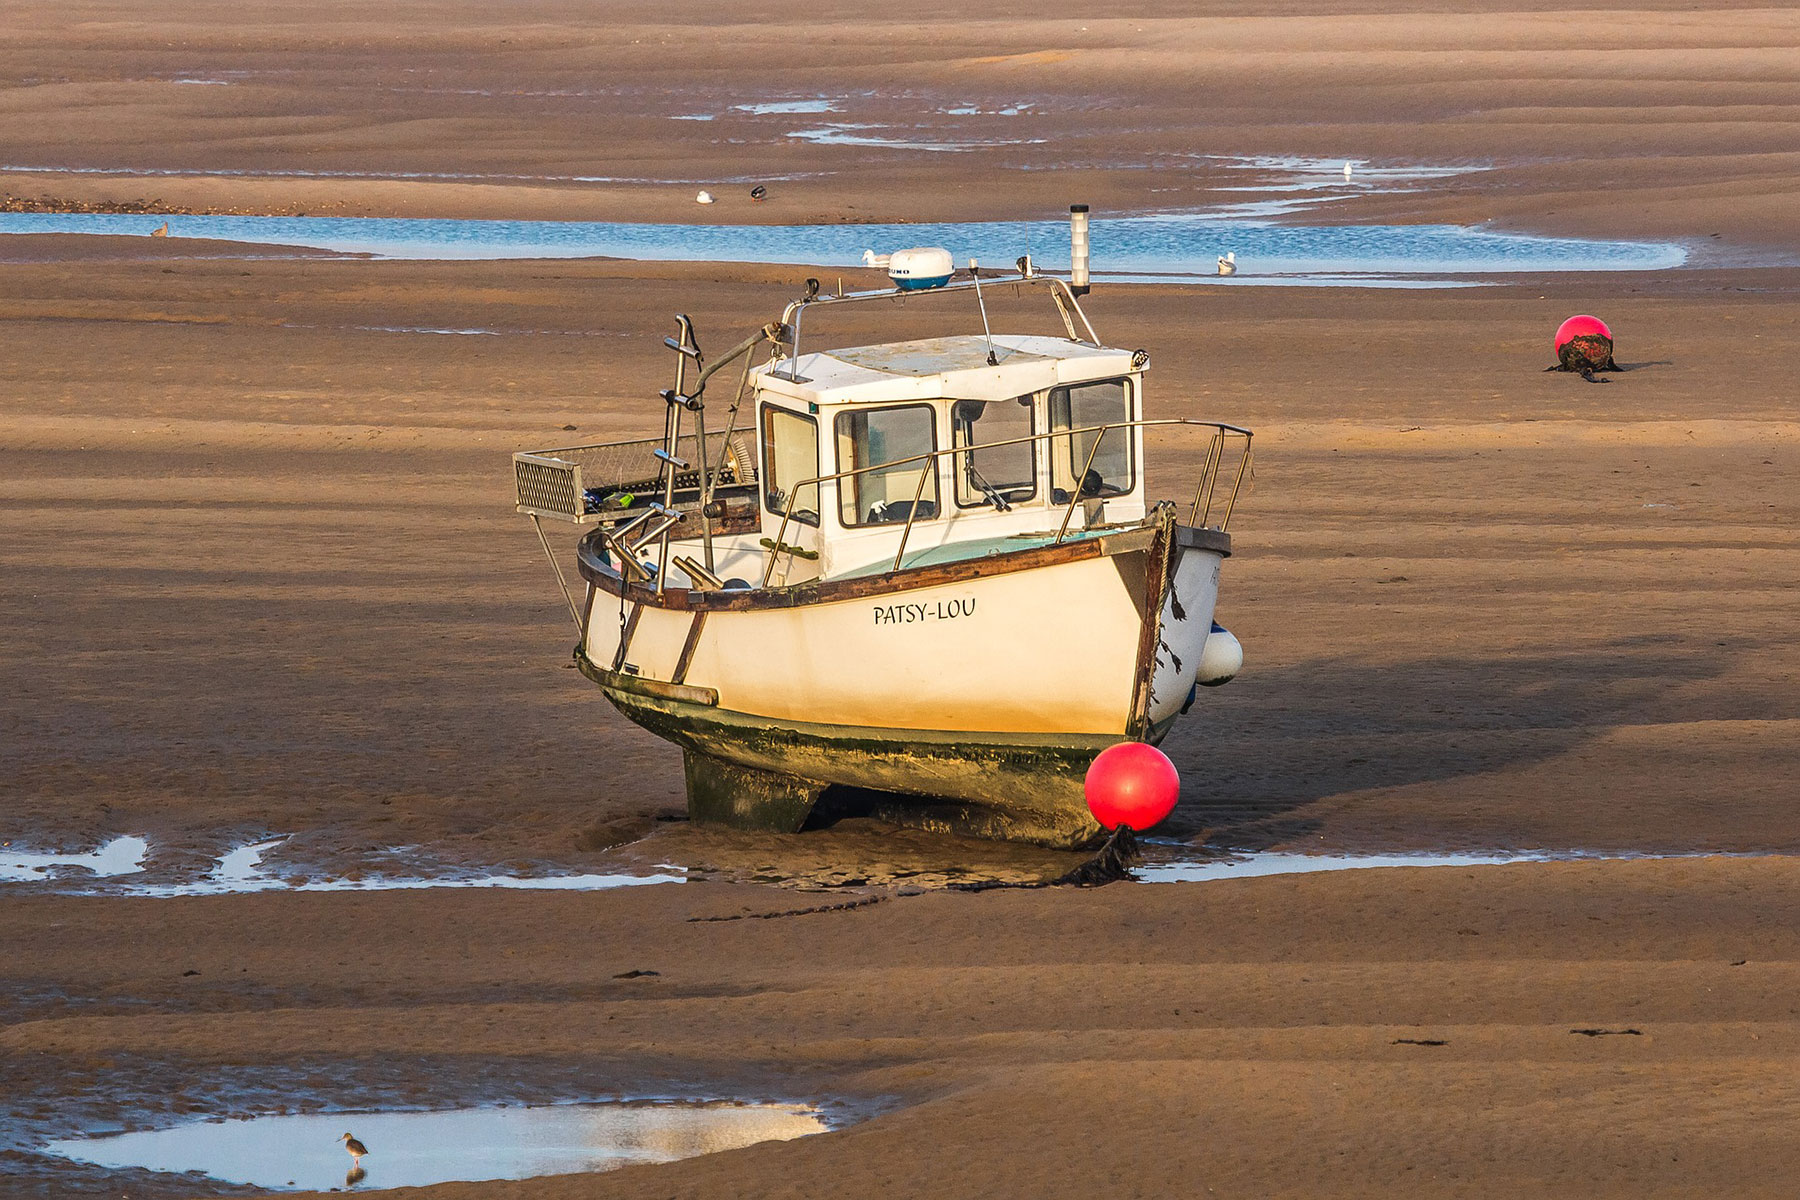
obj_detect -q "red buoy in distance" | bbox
[1554,314,1612,354]
[1084,743,1180,831]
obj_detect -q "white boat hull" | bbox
[575,509,1227,847]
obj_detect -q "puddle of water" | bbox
[0,836,147,882]
[121,838,685,897]
[1131,848,1699,883]
[0,212,1687,280]
[785,123,1044,152]
[44,1100,828,1191]
[942,102,1036,116]
[1,836,684,895]
[736,99,840,115]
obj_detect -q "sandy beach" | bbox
[5,0,1800,1195]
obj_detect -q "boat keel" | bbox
[683,751,825,833]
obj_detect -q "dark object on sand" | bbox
[1546,314,1620,383]
[750,185,767,201]
[948,824,1143,892]
[1053,824,1141,886]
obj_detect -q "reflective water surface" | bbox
[1130,847,1695,883]
[0,836,683,895]
[44,1100,829,1191]
[0,835,147,882]
[0,211,1686,280]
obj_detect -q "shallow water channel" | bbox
[0,211,1685,282]
[0,835,683,894]
[44,1101,829,1191]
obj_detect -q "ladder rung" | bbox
[659,389,702,412]
[652,448,690,469]
[664,337,702,360]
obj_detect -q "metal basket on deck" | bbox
[513,431,756,524]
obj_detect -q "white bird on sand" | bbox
[1343,161,1354,182]
[1217,251,1237,277]
[861,249,892,269]
[339,1132,369,1164]
[695,190,715,205]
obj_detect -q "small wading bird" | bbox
[339,1132,369,1164]
[749,185,767,201]
[1217,251,1236,277]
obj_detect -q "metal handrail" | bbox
[775,272,1101,381]
[758,417,1252,586]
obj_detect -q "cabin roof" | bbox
[755,334,1135,405]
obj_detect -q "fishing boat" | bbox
[512,208,1252,848]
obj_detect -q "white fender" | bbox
[1197,621,1242,687]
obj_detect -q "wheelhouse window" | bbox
[835,404,939,527]
[1050,378,1135,499]
[760,404,820,526]
[952,398,1037,509]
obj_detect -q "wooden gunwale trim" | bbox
[574,520,1217,613]
[610,602,644,670]
[1127,510,1177,739]
[578,582,599,641]
[577,653,719,706]
[672,612,708,684]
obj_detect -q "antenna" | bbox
[970,258,998,366]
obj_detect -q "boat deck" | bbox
[830,525,1120,580]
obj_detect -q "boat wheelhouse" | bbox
[513,246,1250,848]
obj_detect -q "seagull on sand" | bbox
[339,1132,369,1164]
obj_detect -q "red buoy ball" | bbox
[1554,314,1612,354]
[1084,743,1180,831]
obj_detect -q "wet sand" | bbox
[6,249,1800,1195]
[7,0,1800,1194]
[2,1,1798,252]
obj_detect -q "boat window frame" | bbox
[833,401,943,529]
[1048,376,1137,499]
[950,396,1040,511]
[758,401,821,527]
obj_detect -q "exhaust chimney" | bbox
[1069,204,1090,296]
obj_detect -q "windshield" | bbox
[835,404,939,527]
[951,397,1037,509]
[1050,379,1134,499]
[760,405,819,525]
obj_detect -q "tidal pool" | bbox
[0,211,1686,280]
[0,835,146,882]
[44,1100,829,1191]
[0,836,683,895]
[1128,847,1711,883]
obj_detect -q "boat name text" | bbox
[872,598,977,625]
